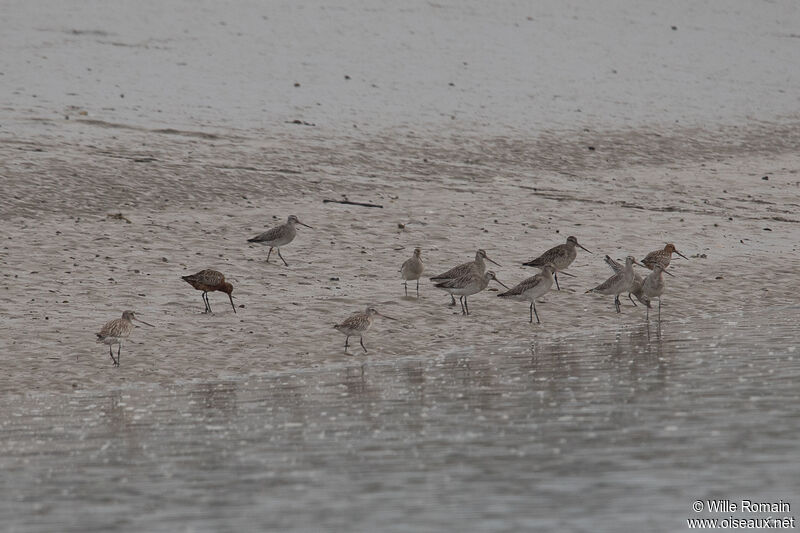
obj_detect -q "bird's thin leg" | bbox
[533,301,541,324]
[404,281,408,297]
[205,292,213,314]
[529,302,533,324]
[116,344,122,367]
[554,273,561,291]
[416,280,419,297]
[360,337,367,353]
[266,247,273,263]
[201,292,208,313]
[658,298,661,322]
[614,295,621,313]
[628,293,637,307]
[344,336,349,351]
[109,346,116,365]
[458,296,465,315]
[646,305,650,321]
[464,296,470,316]
[277,248,289,267]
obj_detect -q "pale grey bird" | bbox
[641,264,674,321]
[247,215,312,266]
[400,247,424,297]
[434,270,509,316]
[523,236,591,290]
[95,311,154,367]
[334,306,397,353]
[585,256,645,313]
[604,255,649,309]
[497,264,575,324]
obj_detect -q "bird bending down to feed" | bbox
[604,255,649,308]
[434,270,509,316]
[640,264,673,321]
[498,264,575,324]
[430,249,500,305]
[523,236,591,291]
[247,215,312,266]
[585,256,645,313]
[642,243,688,270]
[181,269,236,313]
[400,247,424,297]
[334,306,397,353]
[95,311,154,367]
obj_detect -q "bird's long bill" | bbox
[297,221,313,229]
[675,250,688,260]
[493,278,510,289]
[486,255,502,267]
[633,260,647,268]
[135,318,155,327]
[558,270,577,278]
[378,312,397,321]
[229,294,237,313]
[662,268,675,277]
[578,243,592,254]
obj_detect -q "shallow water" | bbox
[2,307,797,532]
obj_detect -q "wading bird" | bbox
[400,247,424,297]
[95,311,154,367]
[334,306,397,353]
[434,270,509,316]
[430,249,500,305]
[586,256,645,313]
[247,215,312,266]
[642,243,688,270]
[523,236,591,290]
[498,264,575,324]
[181,269,236,313]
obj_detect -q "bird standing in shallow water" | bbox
[641,264,673,322]
[498,264,575,324]
[642,243,688,270]
[95,311,154,367]
[586,256,645,313]
[430,249,500,305]
[523,236,591,290]
[400,248,424,297]
[247,215,312,266]
[434,270,509,316]
[605,255,649,308]
[181,269,236,313]
[334,306,397,353]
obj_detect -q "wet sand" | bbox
[2,0,800,531]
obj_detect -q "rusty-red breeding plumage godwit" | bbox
[95,311,154,367]
[642,243,688,270]
[181,269,236,313]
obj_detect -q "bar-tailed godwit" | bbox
[434,270,509,315]
[585,256,645,313]
[430,249,500,305]
[95,311,154,367]
[642,243,688,270]
[400,247,424,296]
[641,264,674,321]
[247,215,312,266]
[497,264,575,324]
[334,306,397,353]
[181,269,236,313]
[523,236,591,290]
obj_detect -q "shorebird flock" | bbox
[96,217,688,363]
